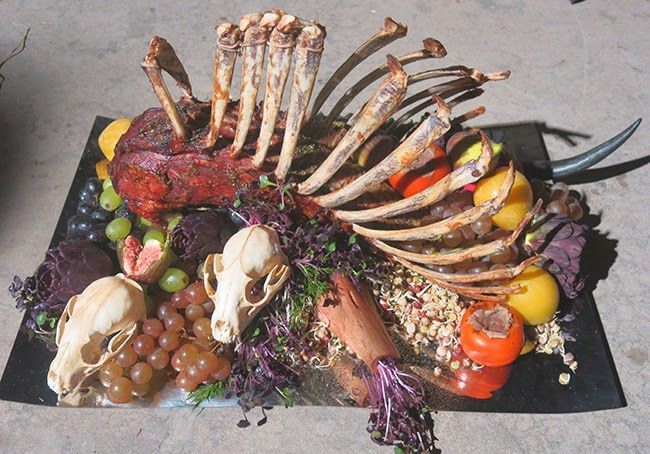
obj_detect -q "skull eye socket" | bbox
[245,278,266,304]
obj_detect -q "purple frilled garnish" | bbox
[9,239,114,336]
[363,358,439,453]
[524,213,588,298]
[171,211,235,263]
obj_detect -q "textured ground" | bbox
[0,1,648,452]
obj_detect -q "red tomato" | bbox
[452,351,512,399]
[388,143,451,197]
[459,301,524,367]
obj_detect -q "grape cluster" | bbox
[531,180,584,221]
[403,189,519,275]
[67,178,140,246]
[98,281,230,404]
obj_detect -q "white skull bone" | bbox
[47,273,145,397]
[203,225,290,344]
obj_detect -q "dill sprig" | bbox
[186,380,230,408]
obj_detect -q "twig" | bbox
[0,27,30,92]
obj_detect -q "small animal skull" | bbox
[48,274,145,397]
[203,225,290,344]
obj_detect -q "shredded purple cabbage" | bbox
[363,358,439,453]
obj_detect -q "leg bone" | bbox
[253,16,302,168]
[274,24,325,181]
[231,23,270,157]
[140,36,193,140]
[206,24,242,147]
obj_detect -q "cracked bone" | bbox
[203,225,290,344]
[47,274,145,398]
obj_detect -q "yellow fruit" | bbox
[96,159,110,180]
[506,266,560,326]
[520,338,536,355]
[449,136,503,170]
[473,167,533,231]
[98,118,132,161]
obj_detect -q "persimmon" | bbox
[459,301,524,367]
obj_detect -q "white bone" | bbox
[47,274,145,398]
[204,225,290,344]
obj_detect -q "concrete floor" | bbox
[0,1,648,452]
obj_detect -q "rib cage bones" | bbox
[139,9,538,301]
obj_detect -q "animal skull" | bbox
[203,225,290,344]
[48,274,145,397]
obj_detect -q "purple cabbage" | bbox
[9,239,114,338]
[524,213,588,298]
[363,358,439,453]
[171,211,235,262]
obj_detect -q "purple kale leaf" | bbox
[524,213,588,298]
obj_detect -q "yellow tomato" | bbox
[95,159,110,180]
[98,118,132,161]
[506,266,560,326]
[473,167,533,231]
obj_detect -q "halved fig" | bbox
[117,235,172,284]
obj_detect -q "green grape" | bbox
[102,178,113,190]
[100,187,122,211]
[158,268,189,293]
[166,213,183,231]
[143,228,166,245]
[137,216,153,229]
[105,217,132,241]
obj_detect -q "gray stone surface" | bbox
[0,0,648,452]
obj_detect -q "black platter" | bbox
[0,117,626,412]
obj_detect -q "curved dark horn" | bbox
[524,118,642,179]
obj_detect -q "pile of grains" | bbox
[368,263,469,363]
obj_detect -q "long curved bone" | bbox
[321,38,446,131]
[307,17,407,124]
[275,24,325,181]
[353,162,515,241]
[141,36,193,140]
[298,56,408,195]
[207,23,242,146]
[391,88,486,131]
[333,129,494,223]
[369,200,541,265]
[524,118,643,179]
[231,21,269,157]
[395,70,510,116]
[315,96,451,207]
[253,15,301,168]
